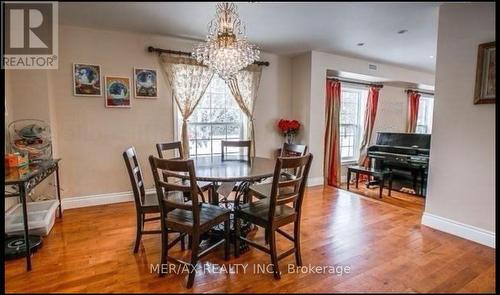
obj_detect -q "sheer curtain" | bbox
[358,86,380,166]
[159,54,214,157]
[225,64,263,157]
[324,80,342,187]
[406,91,421,133]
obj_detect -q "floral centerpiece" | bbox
[277,119,301,144]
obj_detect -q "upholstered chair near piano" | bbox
[366,132,430,196]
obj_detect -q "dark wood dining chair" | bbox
[221,140,251,162]
[281,143,308,157]
[123,146,171,253]
[149,155,231,289]
[234,153,313,280]
[280,143,308,180]
[156,141,212,202]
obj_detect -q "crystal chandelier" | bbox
[192,2,260,80]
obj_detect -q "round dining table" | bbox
[193,156,276,182]
[191,155,276,252]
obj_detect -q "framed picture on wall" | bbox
[73,63,102,96]
[474,42,495,104]
[134,68,159,98]
[105,76,131,108]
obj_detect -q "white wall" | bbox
[370,86,409,144]
[423,3,495,247]
[5,25,292,199]
[291,53,312,144]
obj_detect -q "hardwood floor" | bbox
[339,180,426,213]
[5,186,495,293]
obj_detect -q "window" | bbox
[177,76,246,157]
[416,95,434,134]
[339,86,367,162]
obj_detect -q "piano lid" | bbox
[375,132,431,150]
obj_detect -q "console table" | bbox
[4,159,62,271]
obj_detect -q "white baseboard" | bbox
[307,177,324,187]
[62,188,155,210]
[63,177,328,210]
[421,212,495,248]
[307,175,347,187]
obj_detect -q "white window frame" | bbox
[339,85,367,164]
[416,94,434,134]
[173,77,247,158]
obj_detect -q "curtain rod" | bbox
[147,46,270,67]
[405,89,434,96]
[326,77,384,88]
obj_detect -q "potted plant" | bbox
[277,119,301,144]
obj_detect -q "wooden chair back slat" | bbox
[123,147,146,207]
[281,143,308,157]
[276,194,299,206]
[278,178,301,188]
[156,141,184,160]
[268,154,313,221]
[149,156,201,223]
[156,179,193,193]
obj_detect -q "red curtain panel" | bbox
[324,80,342,187]
[406,91,421,133]
[358,86,380,167]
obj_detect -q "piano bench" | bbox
[346,165,393,198]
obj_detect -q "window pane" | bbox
[339,87,366,160]
[227,124,241,138]
[189,139,197,156]
[212,92,226,107]
[197,125,211,140]
[189,125,196,140]
[212,124,227,139]
[416,96,434,134]
[212,139,222,154]
[182,76,247,157]
[196,140,211,155]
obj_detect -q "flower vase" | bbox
[286,133,295,144]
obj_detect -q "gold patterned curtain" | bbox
[324,80,342,187]
[358,87,380,166]
[159,54,214,157]
[225,64,263,157]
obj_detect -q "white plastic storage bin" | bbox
[5,200,59,236]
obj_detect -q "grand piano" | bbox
[367,132,431,196]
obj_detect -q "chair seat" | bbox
[142,191,189,213]
[237,199,296,228]
[166,203,230,233]
[249,182,296,200]
[140,192,160,213]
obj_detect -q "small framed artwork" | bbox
[73,63,102,96]
[134,68,159,98]
[474,42,495,104]
[105,76,131,108]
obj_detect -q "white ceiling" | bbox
[59,2,440,73]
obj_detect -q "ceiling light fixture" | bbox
[429,55,434,59]
[357,42,365,46]
[397,29,408,34]
[192,2,260,80]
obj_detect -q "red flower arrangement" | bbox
[277,119,301,143]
